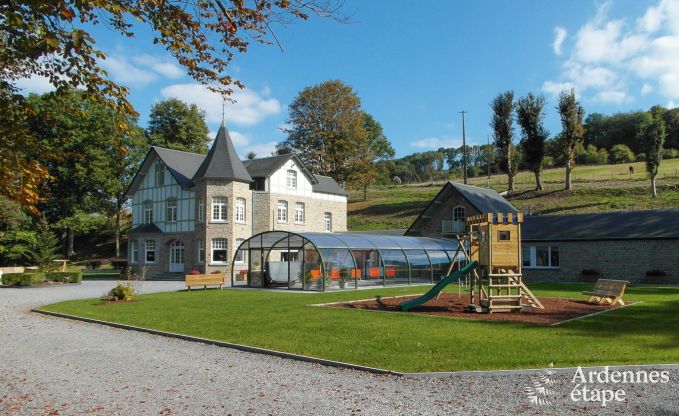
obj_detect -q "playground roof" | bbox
[238,231,459,251]
[522,209,679,241]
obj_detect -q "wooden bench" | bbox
[185,274,224,291]
[582,279,629,306]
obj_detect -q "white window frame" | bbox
[294,202,305,224]
[166,198,177,223]
[277,200,288,223]
[212,197,228,222]
[198,198,205,223]
[324,212,332,232]
[155,161,165,186]
[453,206,465,222]
[145,240,156,264]
[523,245,560,269]
[234,238,246,263]
[286,169,297,189]
[130,241,138,264]
[211,238,228,264]
[143,201,153,224]
[197,239,205,264]
[235,198,246,223]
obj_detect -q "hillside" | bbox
[347,158,679,231]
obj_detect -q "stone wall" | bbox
[253,191,347,234]
[406,186,479,237]
[522,239,679,283]
[128,231,195,278]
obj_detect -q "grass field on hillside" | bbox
[348,159,679,230]
[40,283,679,372]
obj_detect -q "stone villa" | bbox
[125,123,347,278]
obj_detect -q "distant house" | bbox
[405,182,678,283]
[405,182,517,238]
[125,123,347,278]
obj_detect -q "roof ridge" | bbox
[152,145,205,157]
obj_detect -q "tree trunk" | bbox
[651,175,657,198]
[565,158,573,191]
[67,228,75,257]
[114,199,122,257]
[534,170,543,191]
[506,146,514,193]
[362,184,368,201]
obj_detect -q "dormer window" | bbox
[286,170,297,189]
[155,161,165,186]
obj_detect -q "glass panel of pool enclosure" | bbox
[231,231,466,291]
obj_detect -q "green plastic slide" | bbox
[398,261,479,312]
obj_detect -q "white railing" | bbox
[441,220,466,234]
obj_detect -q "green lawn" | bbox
[40,283,679,372]
[348,159,679,230]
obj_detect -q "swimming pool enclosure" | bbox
[231,231,466,291]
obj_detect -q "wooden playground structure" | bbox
[453,212,544,313]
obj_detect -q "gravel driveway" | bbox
[1,281,677,415]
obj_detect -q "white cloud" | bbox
[543,0,679,104]
[553,26,567,55]
[132,54,184,79]
[160,83,281,125]
[100,53,184,86]
[100,55,157,86]
[14,75,55,94]
[411,137,458,150]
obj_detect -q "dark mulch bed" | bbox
[327,293,624,325]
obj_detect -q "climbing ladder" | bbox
[484,269,543,312]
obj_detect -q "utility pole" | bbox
[460,111,467,184]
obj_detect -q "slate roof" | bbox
[152,146,205,188]
[192,123,252,183]
[243,154,293,178]
[313,175,348,196]
[522,209,679,241]
[128,224,163,234]
[339,229,406,236]
[449,182,518,214]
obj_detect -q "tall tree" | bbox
[490,91,517,193]
[1,1,342,212]
[516,93,548,190]
[348,113,395,199]
[277,80,368,184]
[147,99,210,153]
[28,90,145,256]
[639,106,667,198]
[557,89,586,191]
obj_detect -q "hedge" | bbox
[1,271,82,286]
[44,271,83,283]
[2,272,45,286]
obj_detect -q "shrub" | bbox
[635,152,646,162]
[2,272,45,286]
[189,269,201,275]
[105,281,135,301]
[580,269,601,283]
[643,270,671,284]
[88,260,102,269]
[609,144,635,164]
[111,259,128,269]
[44,271,82,283]
[663,148,679,159]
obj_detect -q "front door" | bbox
[169,241,184,273]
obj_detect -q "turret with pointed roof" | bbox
[192,122,253,183]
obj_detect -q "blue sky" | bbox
[17,0,679,158]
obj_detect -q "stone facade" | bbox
[522,239,679,283]
[406,185,483,238]
[253,192,347,235]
